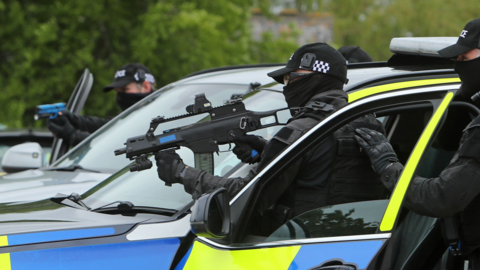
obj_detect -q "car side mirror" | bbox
[190,188,230,239]
[1,142,43,173]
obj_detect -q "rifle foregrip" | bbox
[129,159,152,172]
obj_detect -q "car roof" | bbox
[174,64,283,86]
[261,63,456,92]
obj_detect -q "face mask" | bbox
[116,92,151,111]
[454,56,480,101]
[283,73,344,109]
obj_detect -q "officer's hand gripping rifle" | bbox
[114,93,287,184]
[34,103,66,120]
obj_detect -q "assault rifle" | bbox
[34,103,66,120]
[115,93,287,184]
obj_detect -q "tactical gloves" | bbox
[154,151,187,186]
[354,128,399,174]
[60,110,109,133]
[47,115,76,141]
[47,114,90,146]
[232,134,268,164]
[59,110,81,129]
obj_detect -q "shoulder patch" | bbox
[273,126,303,145]
[276,127,294,141]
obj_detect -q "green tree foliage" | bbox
[0,0,153,127]
[320,0,479,61]
[0,0,295,128]
[282,0,479,60]
[250,23,300,63]
[4,0,475,128]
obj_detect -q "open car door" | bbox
[49,68,93,164]
[177,80,463,270]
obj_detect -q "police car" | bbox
[0,38,470,269]
[0,64,284,203]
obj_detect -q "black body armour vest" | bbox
[327,114,389,205]
[277,102,389,218]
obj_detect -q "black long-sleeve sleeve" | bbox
[381,153,480,218]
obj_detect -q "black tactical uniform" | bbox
[354,18,480,266]
[48,63,155,146]
[370,116,480,255]
[180,91,386,218]
[155,43,388,233]
[52,114,112,146]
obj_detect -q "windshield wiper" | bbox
[50,192,90,210]
[91,201,178,217]
[44,164,100,173]
[91,201,134,212]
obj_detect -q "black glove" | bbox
[232,134,267,164]
[60,109,81,129]
[47,115,76,141]
[154,151,186,186]
[354,128,399,174]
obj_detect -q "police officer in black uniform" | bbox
[155,43,386,233]
[47,63,156,146]
[354,18,480,269]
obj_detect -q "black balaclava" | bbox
[455,56,480,101]
[283,73,344,108]
[116,92,151,111]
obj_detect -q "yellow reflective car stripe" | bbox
[348,78,460,103]
[183,241,301,270]
[380,92,454,232]
[0,236,11,270]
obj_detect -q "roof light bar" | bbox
[390,37,458,58]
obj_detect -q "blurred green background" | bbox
[0,0,476,128]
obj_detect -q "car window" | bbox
[239,103,436,243]
[266,200,389,241]
[80,89,288,211]
[54,84,281,173]
[416,102,479,178]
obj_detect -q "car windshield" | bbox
[81,89,288,211]
[53,83,258,173]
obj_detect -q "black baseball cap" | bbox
[438,18,480,59]
[338,45,373,63]
[267,42,348,84]
[103,63,156,92]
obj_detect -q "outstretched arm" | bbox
[354,127,480,218]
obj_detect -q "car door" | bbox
[175,81,461,270]
[49,68,94,164]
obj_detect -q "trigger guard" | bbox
[49,111,58,119]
